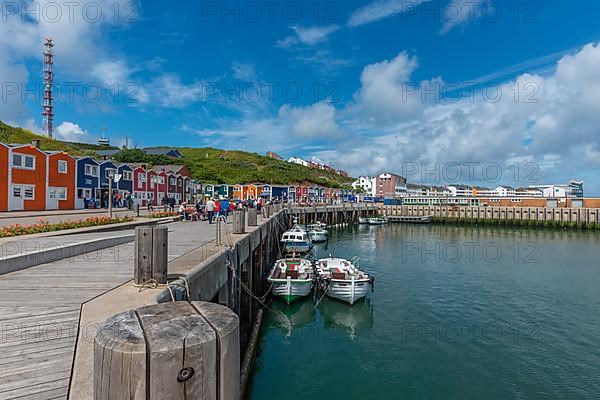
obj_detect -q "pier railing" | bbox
[381,205,600,228]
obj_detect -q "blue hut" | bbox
[75,157,100,209]
[272,185,289,202]
[117,164,134,196]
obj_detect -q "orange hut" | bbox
[0,143,9,212]
[7,144,47,211]
[46,151,76,210]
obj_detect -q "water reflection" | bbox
[268,299,316,338]
[319,298,374,340]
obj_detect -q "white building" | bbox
[288,156,309,167]
[515,187,543,197]
[493,185,516,197]
[529,181,584,198]
[351,176,376,196]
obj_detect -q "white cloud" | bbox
[347,0,430,27]
[231,62,257,81]
[54,121,96,142]
[350,51,437,124]
[91,60,132,87]
[279,102,342,138]
[148,74,206,108]
[277,25,339,48]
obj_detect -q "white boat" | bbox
[315,257,373,305]
[368,217,387,225]
[268,258,315,304]
[281,229,313,253]
[307,224,328,242]
[358,217,369,224]
[308,229,328,243]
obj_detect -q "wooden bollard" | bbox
[95,301,239,400]
[134,226,168,286]
[247,208,258,226]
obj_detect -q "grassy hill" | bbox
[0,121,353,188]
[0,120,115,155]
[179,148,353,188]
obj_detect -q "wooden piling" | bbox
[94,301,239,400]
[134,226,168,286]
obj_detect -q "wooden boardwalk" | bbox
[0,222,218,400]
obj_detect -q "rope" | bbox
[167,277,191,301]
[313,278,332,309]
[226,260,276,313]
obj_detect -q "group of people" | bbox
[176,196,279,223]
[97,191,134,209]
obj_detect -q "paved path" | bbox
[0,220,220,400]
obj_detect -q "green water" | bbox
[249,224,600,399]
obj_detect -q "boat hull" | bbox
[358,217,369,224]
[283,242,313,253]
[309,233,328,242]
[269,278,313,304]
[321,279,370,305]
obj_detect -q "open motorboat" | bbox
[267,257,315,304]
[307,223,328,243]
[387,215,433,224]
[315,256,373,305]
[281,228,313,253]
[368,217,388,225]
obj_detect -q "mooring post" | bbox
[134,226,168,286]
[247,208,258,226]
[94,301,239,400]
[233,210,246,234]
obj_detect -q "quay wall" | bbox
[381,205,600,229]
[153,204,378,398]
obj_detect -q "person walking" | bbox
[220,197,230,221]
[178,202,188,221]
[214,199,221,221]
[206,197,216,224]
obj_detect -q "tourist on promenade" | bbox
[178,202,188,221]
[214,199,221,220]
[206,198,216,224]
[169,196,176,212]
[220,197,230,221]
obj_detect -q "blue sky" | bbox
[2,0,600,193]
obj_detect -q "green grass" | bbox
[1,120,354,187]
[178,147,353,187]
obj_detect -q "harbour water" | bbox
[250,224,600,399]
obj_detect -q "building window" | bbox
[57,187,67,200]
[13,187,22,198]
[122,171,133,181]
[85,164,99,176]
[13,154,35,170]
[58,160,68,174]
[23,186,35,199]
[105,168,116,179]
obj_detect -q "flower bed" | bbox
[149,211,179,219]
[0,216,134,238]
